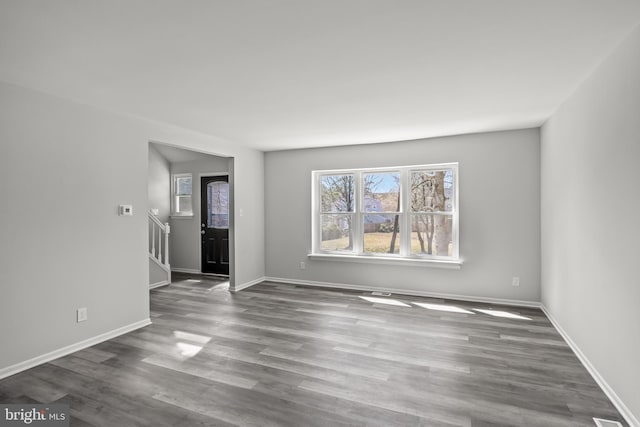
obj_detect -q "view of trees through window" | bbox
[320,174,354,251]
[410,170,454,256]
[317,166,456,258]
[207,181,229,228]
[363,172,400,254]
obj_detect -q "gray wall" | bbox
[170,156,230,272]
[147,144,171,286]
[0,81,265,373]
[541,25,640,423]
[147,144,171,223]
[265,129,540,302]
[149,261,169,286]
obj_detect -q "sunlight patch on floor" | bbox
[359,296,411,307]
[176,342,203,358]
[473,308,531,320]
[213,281,230,290]
[412,302,474,314]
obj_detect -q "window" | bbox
[172,174,193,217]
[206,180,229,228]
[312,163,459,263]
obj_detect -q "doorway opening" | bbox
[147,141,234,287]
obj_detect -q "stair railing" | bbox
[148,211,170,269]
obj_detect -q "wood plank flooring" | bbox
[0,273,627,426]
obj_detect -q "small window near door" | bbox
[172,173,193,217]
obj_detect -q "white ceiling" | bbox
[1,1,639,151]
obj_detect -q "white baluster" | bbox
[164,222,170,267]
[158,226,162,261]
[151,221,156,257]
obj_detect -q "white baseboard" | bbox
[149,280,170,289]
[541,305,638,427]
[264,276,541,308]
[171,268,201,274]
[0,318,151,381]
[233,276,266,292]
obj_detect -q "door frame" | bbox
[198,172,230,276]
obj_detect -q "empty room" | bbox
[1,1,639,426]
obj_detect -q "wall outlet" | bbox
[77,307,88,322]
[300,261,306,270]
[512,277,520,287]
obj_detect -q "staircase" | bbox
[149,211,171,289]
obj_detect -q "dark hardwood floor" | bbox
[0,273,626,426]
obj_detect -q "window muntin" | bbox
[172,174,193,217]
[313,164,458,261]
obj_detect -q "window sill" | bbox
[170,215,194,219]
[307,253,462,269]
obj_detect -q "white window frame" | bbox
[311,163,460,267]
[171,173,194,217]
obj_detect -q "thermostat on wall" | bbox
[119,205,133,216]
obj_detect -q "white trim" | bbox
[541,305,639,427]
[171,268,201,274]
[150,280,170,289]
[148,211,168,229]
[308,253,462,269]
[399,168,410,257]
[171,173,194,217]
[198,172,229,178]
[264,277,540,308]
[312,163,459,262]
[353,172,363,254]
[233,276,265,292]
[0,318,151,381]
[312,162,459,175]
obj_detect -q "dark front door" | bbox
[201,175,230,275]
